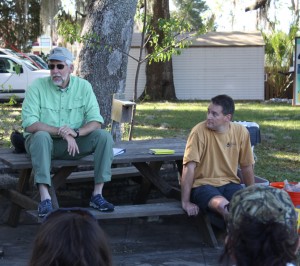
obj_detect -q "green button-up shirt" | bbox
[22,76,104,137]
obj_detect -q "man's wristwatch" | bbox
[74,128,80,138]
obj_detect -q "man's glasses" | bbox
[48,64,66,70]
[43,207,96,222]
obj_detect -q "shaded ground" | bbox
[0,195,225,266]
[0,162,225,266]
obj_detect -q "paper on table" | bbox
[149,149,175,155]
[113,148,126,156]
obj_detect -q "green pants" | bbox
[25,129,114,186]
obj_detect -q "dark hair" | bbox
[211,94,235,116]
[220,215,298,266]
[28,210,113,266]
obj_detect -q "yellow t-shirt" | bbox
[183,121,255,188]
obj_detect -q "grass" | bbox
[132,101,300,182]
[1,101,299,182]
[0,104,22,147]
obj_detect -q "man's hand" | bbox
[64,135,80,156]
[58,125,77,139]
[182,201,199,216]
[181,162,198,216]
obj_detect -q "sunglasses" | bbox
[48,64,66,70]
[43,207,96,222]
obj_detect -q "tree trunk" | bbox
[142,0,177,101]
[76,0,137,127]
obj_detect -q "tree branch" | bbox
[245,0,268,12]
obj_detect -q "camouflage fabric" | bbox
[228,185,298,243]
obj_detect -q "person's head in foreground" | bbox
[29,208,113,266]
[220,185,300,266]
[48,47,74,88]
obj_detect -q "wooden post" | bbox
[111,93,135,141]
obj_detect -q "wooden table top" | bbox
[0,138,187,169]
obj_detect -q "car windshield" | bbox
[7,49,20,57]
[22,59,39,71]
[0,48,19,57]
[28,55,48,69]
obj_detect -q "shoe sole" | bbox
[89,202,114,212]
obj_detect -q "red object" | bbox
[269,182,297,189]
[286,191,300,207]
[270,182,300,206]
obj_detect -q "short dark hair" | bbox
[211,95,235,116]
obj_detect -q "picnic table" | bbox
[0,138,187,223]
[0,137,268,248]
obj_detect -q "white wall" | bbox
[125,46,265,101]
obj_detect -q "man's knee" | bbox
[31,131,52,142]
[208,195,228,209]
[208,195,229,217]
[27,131,52,150]
[93,129,113,144]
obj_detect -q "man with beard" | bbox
[22,47,114,217]
[180,94,255,221]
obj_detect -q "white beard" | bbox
[52,74,68,87]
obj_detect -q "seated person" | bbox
[28,208,113,266]
[21,47,114,217]
[220,185,300,266]
[181,94,255,220]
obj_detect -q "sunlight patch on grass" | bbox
[137,102,208,112]
[260,120,300,130]
[270,152,300,162]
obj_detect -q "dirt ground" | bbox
[0,195,225,266]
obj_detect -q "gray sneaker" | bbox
[90,194,114,212]
[38,199,53,217]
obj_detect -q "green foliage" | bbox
[144,17,192,63]
[56,2,192,66]
[172,0,209,32]
[262,25,298,97]
[5,96,18,106]
[133,0,215,65]
[55,9,82,45]
[263,28,297,68]
[0,0,41,51]
[14,64,22,75]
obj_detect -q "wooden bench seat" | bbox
[28,201,185,221]
[26,201,219,248]
[66,166,141,183]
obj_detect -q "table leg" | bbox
[133,161,161,204]
[50,166,77,209]
[6,168,35,227]
[175,160,183,175]
[132,162,181,202]
[194,214,219,248]
[133,177,152,204]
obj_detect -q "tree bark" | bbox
[77,0,137,127]
[142,0,177,101]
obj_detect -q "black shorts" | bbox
[191,183,243,211]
